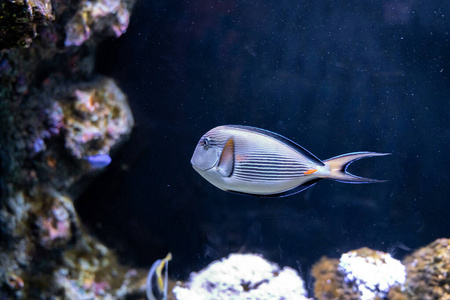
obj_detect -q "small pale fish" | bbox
[146,252,172,300]
[83,154,112,169]
[191,125,389,197]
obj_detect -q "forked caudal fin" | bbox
[323,152,390,183]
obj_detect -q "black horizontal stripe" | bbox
[233,174,300,181]
[234,175,303,180]
[234,167,306,175]
[238,157,304,163]
[238,163,307,169]
[235,171,306,177]
[244,153,299,159]
[237,166,309,173]
[235,173,300,179]
[226,125,324,166]
[240,154,307,161]
[235,167,306,174]
[238,160,305,165]
[234,171,304,178]
[244,152,296,157]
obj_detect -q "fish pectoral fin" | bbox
[217,138,235,177]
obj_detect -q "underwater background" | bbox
[2,0,450,297]
[75,0,450,288]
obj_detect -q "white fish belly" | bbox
[226,175,311,195]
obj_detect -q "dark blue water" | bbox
[78,0,450,288]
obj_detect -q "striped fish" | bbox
[191,125,389,197]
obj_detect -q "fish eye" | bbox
[202,137,211,149]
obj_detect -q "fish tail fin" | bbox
[323,152,390,183]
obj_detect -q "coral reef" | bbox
[312,247,405,300]
[0,75,134,190]
[400,238,450,299]
[0,0,138,297]
[2,0,450,298]
[173,253,310,300]
[62,78,134,160]
[339,248,406,300]
[0,188,145,298]
[0,0,54,49]
[65,0,131,46]
[311,257,347,300]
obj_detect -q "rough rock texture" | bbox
[0,0,54,49]
[64,0,131,46]
[311,257,348,300]
[400,238,450,300]
[62,78,134,160]
[0,0,141,298]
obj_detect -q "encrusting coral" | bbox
[311,257,347,300]
[312,241,450,300]
[0,0,54,49]
[401,238,450,299]
[0,0,141,297]
[64,0,131,47]
[62,78,134,160]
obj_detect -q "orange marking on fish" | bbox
[236,154,246,162]
[304,168,317,175]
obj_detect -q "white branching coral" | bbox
[174,253,310,300]
[338,248,406,300]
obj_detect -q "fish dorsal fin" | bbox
[217,138,235,177]
[226,125,324,166]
